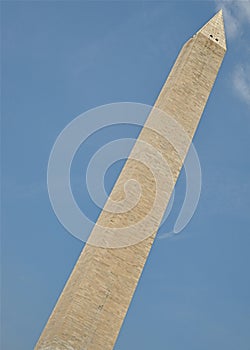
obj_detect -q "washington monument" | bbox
[36,10,227,350]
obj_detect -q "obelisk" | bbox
[35,10,226,350]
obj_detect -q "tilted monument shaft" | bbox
[36,11,226,350]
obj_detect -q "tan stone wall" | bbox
[35,11,226,350]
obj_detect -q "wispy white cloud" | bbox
[236,0,250,21]
[215,1,250,106]
[215,0,250,39]
[233,64,250,105]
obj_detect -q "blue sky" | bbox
[1,1,250,349]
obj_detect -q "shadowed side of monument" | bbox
[35,10,226,350]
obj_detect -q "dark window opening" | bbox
[210,34,213,38]
[215,38,219,41]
